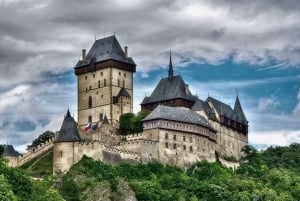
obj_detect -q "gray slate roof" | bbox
[191,99,216,119]
[102,114,110,124]
[75,35,135,68]
[141,75,197,104]
[142,105,210,128]
[207,96,247,124]
[55,110,83,142]
[117,87,131,97]
[2,145,19,157]
[234,96,248,124]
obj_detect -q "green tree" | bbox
[0,174,17,201]
[30,131,55,147]
[118,113,135,135]
[131,110,150,133]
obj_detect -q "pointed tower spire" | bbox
[168,50,173,80]
[234,95,247,124]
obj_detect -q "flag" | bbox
[91,122,98,131]
[84,122,92,132]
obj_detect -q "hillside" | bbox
[20,148,53,178]
[1,143,300,201]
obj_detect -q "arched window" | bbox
[88,96,92,108]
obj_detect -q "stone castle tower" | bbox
[74,35,136,128]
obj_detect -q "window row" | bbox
[88,113,104,123]
[165,133,193,142]
[165,143,193,152]
[84,72,127,80]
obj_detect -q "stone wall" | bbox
[17,136,55,167]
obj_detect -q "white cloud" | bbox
[257,97,279,112]
[293,89,300,117]
[249,130,300,147]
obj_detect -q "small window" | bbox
[93,74,95,78]
[100,72,103,76]
[183,136,186,142]
[183,145,186,151]
[88,96,92,108]
[119,72,121,76]
[190,146,193,152]
[165,133,168,139]
[173,144,177,149]
[99,113,103,121]
[190,137,193,143]
[85,75,87,80]
[165,143,169,148]
[124,73,126,77]
[104,79,106,87]
[123,80,125,87]
[118,79,120,86]
[173,135,176,141]
[89,86,92,90]
[98,80,100,88]
[88,115,92,123]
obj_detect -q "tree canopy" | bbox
[30,131,55,147]
[118,110,150,135]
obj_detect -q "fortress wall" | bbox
[157,128,216,168]
[210,120,247,159]
[115,139,141,152]
[140,140,159,163]
[17,137,55,167]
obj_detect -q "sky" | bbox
[0,0,299,152]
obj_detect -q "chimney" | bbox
[124,46,128,59]
[82,49,86,61]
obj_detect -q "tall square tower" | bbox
[74,35,136,128]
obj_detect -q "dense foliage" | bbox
[30,131,55,147]
[0,157,64,201]
[0,144,4,155]
[118,110,150,135]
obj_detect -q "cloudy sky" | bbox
[0,0,299,152]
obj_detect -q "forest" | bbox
[1,143,300,201]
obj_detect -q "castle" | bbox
[2,35,248,173]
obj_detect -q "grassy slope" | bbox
[20,148,53,178]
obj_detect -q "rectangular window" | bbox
[100,72,103,76]
[124,73,126,77]
[183,136,186,142]
[165,133,168,139]
[99,113,103,121]
[190,137,193,143]
[183,145,186,151]
[119,72,121,76]
[190,146,193,153]
[173,144,177,149]
[165,143,168,148]
[98,80,100,88]
[88,115,92,123]
[93,74,95,78]
[173,135,176,141]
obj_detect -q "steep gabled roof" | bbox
[141,75,197,104]
[142,105,210,128]
[75,35,135,68]
[207,96,234,119]
[117,87,131,97]
[234,96,248,124]
[2,145,19,157]
[207,96,248,125]
[102,114,110,124]
[55,110,83,143]
[192,99,216,119]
